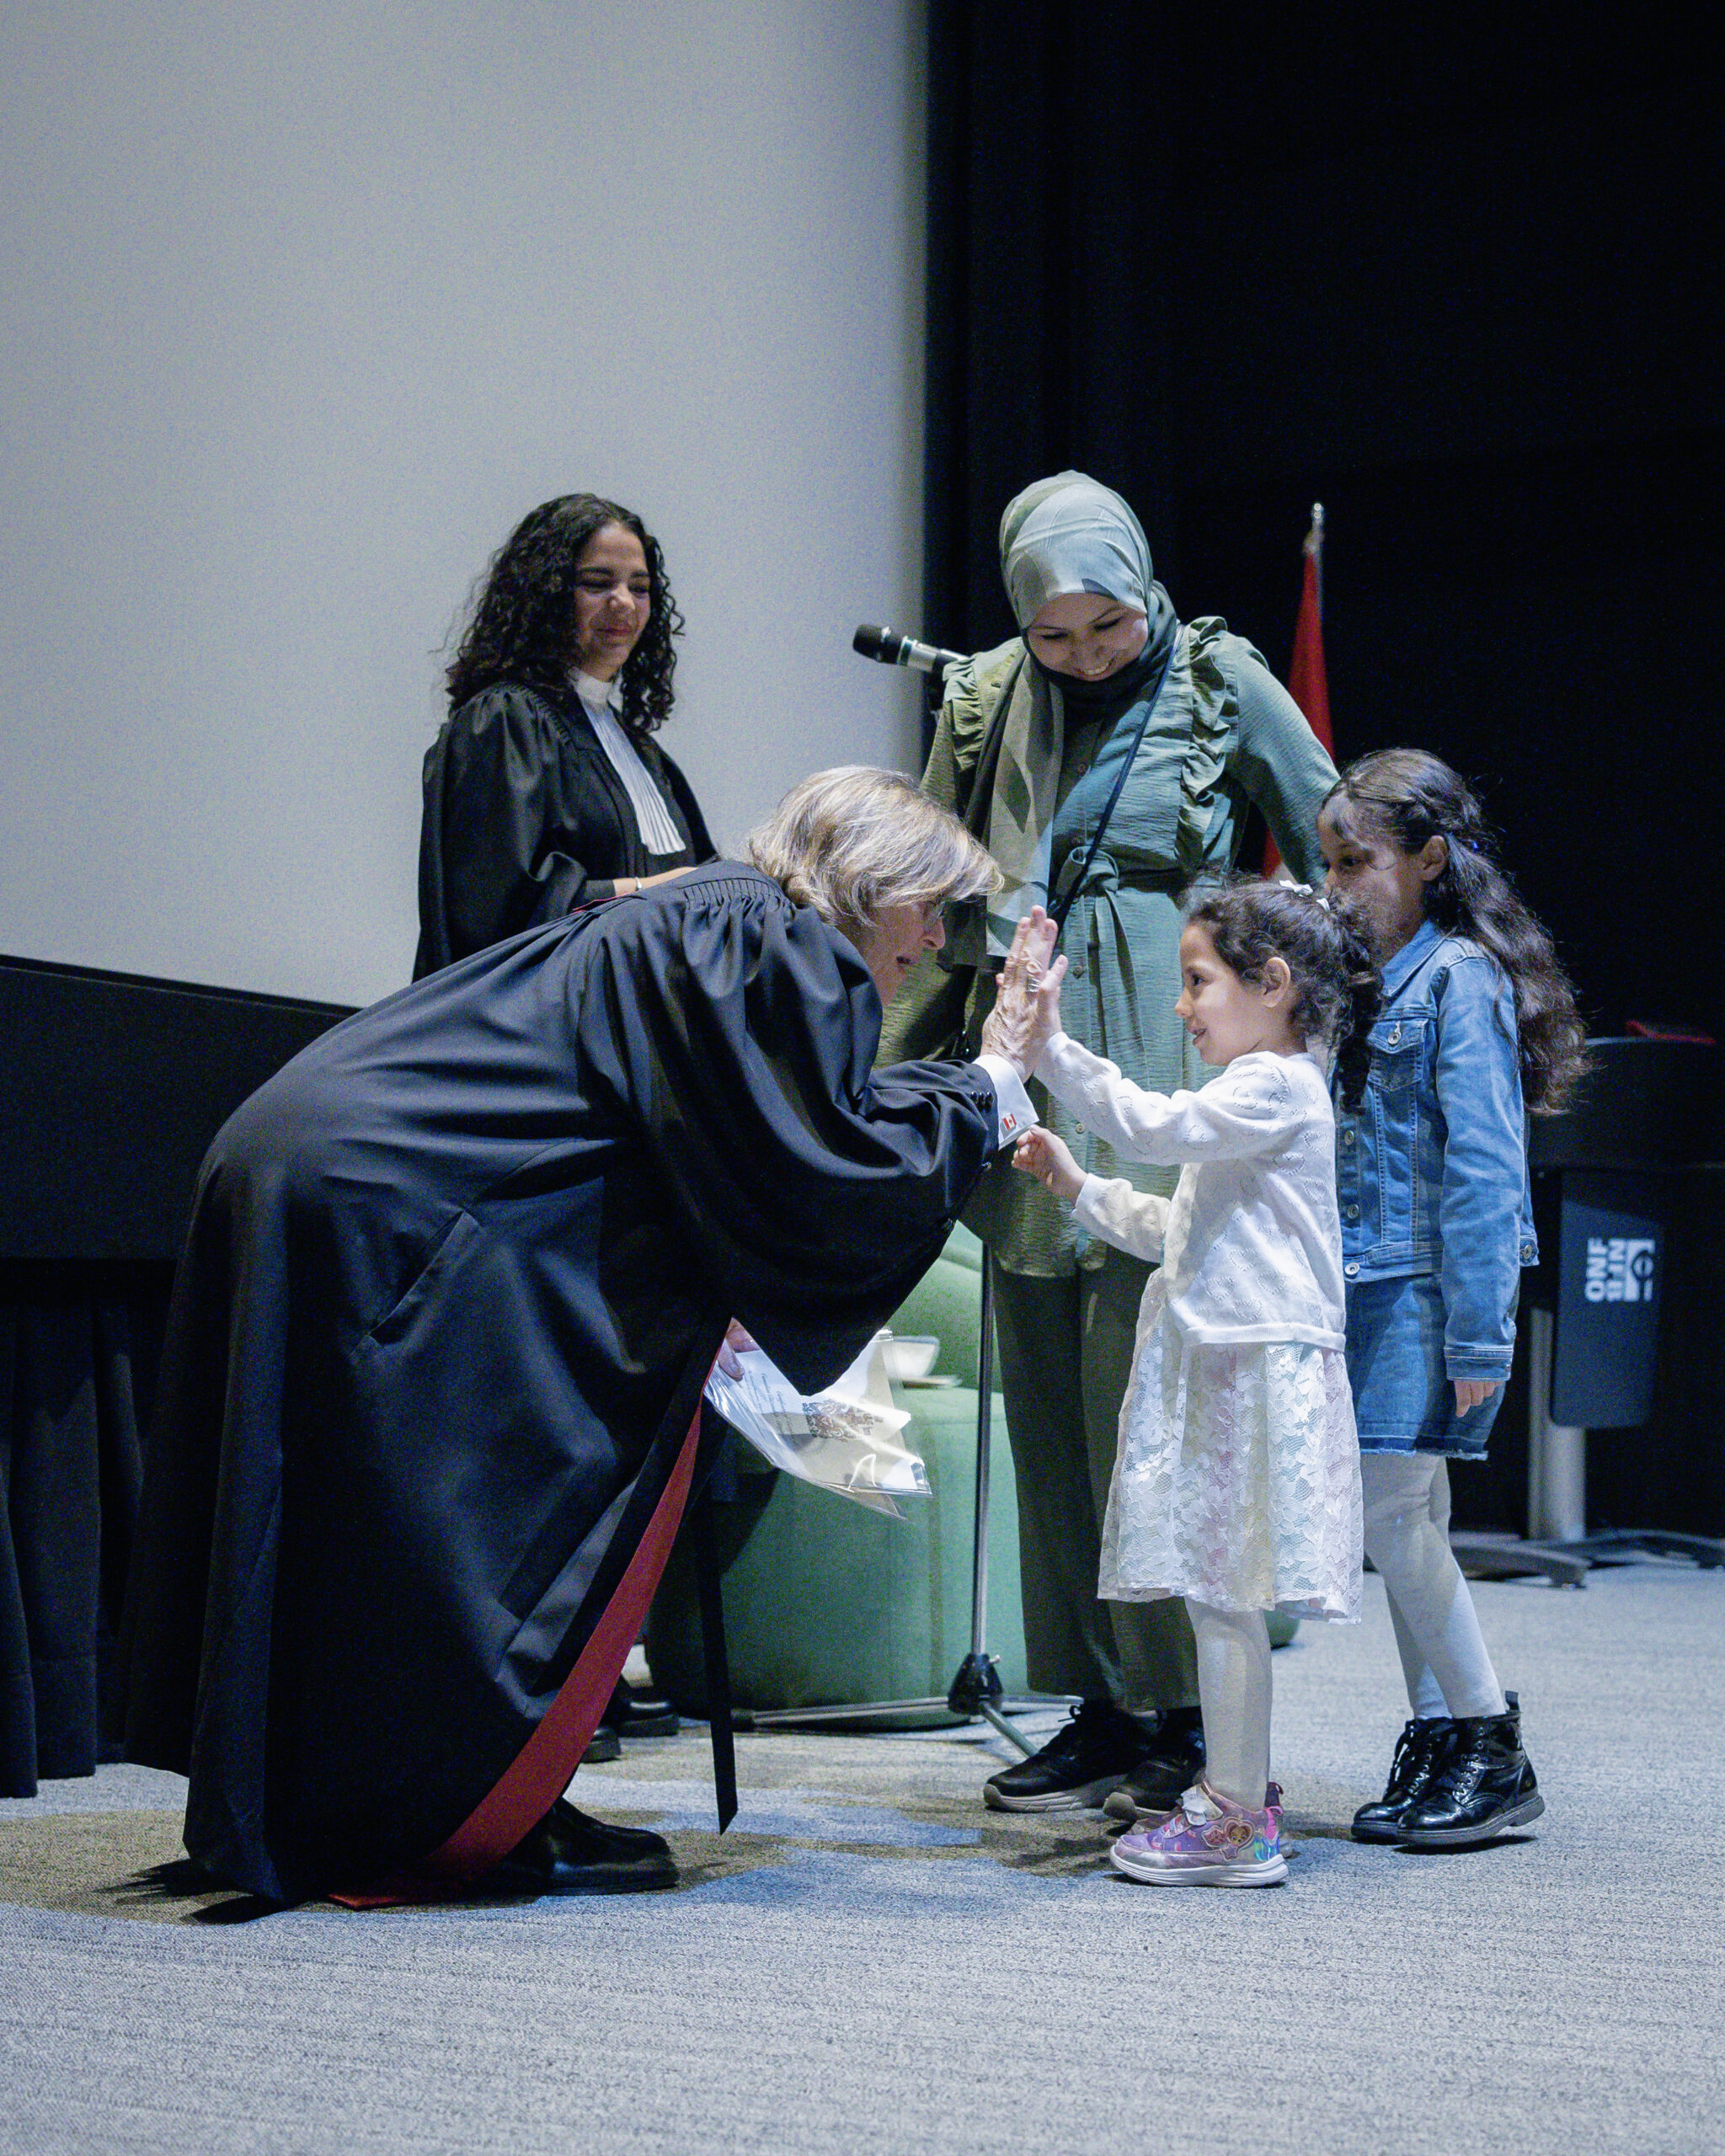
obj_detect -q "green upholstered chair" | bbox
[645,1225,1032,1720]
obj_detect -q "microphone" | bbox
[852,623,967,676]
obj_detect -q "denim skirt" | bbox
[1344,1273,1503,1458]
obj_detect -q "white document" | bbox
[703,1331,931,1518]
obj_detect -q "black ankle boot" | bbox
[1398,1694,1544,1847]
[1351,1716,1456,1843]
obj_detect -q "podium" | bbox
[1489,1038,1725,1576]
[0,952,352,1793]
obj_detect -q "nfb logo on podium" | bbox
[1583,1236,1657,1304]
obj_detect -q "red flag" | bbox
[1265,504,1331,874]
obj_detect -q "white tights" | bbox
[1185,1599,1272,1811]
[1360,1453,1506,1721]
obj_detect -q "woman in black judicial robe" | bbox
[416,494,714,1754]
[121,769,1049,1906]
[414,493,715,979]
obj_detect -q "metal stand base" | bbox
[1450,1532,1590,1588]
[1476,1307,1725,1582]
[745,1694,1059,1736]
[945,1257,1040,1758]
[947,1649,1041,1756]
[1558,1529,1725,1571]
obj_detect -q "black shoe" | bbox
[1352,1716,1457,1843]
[581,1724,622,1765]
[984,1700,1151,1812]
[1102,1707,1207,1822]
[1398,1692,1544,1848]
[483,1799,677,1895]
[606,1678,680,1739]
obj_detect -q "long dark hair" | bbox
[445,494,684,737]
[1184,879,1383,1110]
[1321,749,1588,1113]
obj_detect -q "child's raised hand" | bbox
[980,906,1067,1078]
[1012,1126,1083,1201]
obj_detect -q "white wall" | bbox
[0,1,927,1005]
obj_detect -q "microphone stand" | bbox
[749,633,1063,1750]
[943,1254,1039,1752]
[943,632,1176,1753]
[885,617,1043,1753]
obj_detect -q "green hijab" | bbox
[999,471,1178,661]
[980,473,1181,951]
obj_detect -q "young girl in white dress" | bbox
[1008,882,1381,1886]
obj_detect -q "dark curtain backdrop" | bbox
[1,958,352,1791]
[1,1267,171,1795]
[924,5,1723,1535]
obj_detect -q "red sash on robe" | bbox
[331,1406,702,1908]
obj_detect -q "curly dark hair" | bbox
[445,494,684,737]
[1320,750,1589,1115]
[1183,878,1384,1111]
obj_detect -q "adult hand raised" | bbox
[980,906,1066,1079]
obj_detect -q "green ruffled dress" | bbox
[879,618,1338,1276]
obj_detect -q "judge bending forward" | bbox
[121,770,1044,1905]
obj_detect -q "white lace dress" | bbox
[1039,1035,1363,1623]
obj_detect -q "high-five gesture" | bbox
[980,905,1066,1078]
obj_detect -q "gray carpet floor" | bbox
[3,1562,1722,2154]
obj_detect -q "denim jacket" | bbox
[1333,921,1537,1381]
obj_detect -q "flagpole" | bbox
[1306,502,1324,619]
[1263,503,1332,875]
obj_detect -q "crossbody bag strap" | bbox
[1048,636,1179,937]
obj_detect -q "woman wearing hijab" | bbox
[879,472,1338,1818]
[414,493,714,979]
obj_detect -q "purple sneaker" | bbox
[1109,1779,1287,1887]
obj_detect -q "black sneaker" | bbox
[1101,1708,1207,1822]
[984,1700,1151,1812]
[1398,1691,1544,1848]
[1351,1716,1456,1844]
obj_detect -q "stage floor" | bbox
[4,1562,1722,2154]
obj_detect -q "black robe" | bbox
[120,866,998,1903]
[414,681,715,979]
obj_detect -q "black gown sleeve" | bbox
[414,686,628,975]
[576,873,1000,1391]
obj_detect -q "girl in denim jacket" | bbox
[1318,750,1587,1849]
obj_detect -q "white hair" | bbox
[744,766,998,937]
